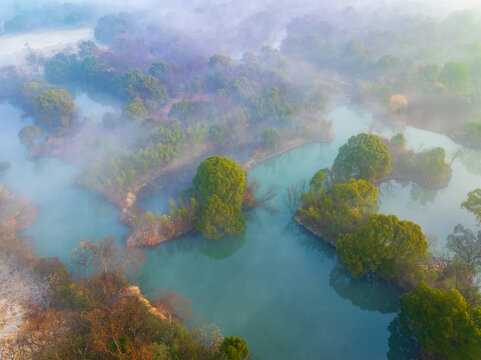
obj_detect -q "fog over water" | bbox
[1,0,481,359]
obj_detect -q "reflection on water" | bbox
[74,92,118,121]
[329,266,402,314]
[3,98,481,359]
[387,317,420,360]
[409,183,438,205]
[199,233,246,260]
[87,194,118,218]
[460,148,481,176]
[138,107,399,360]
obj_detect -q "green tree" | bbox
[22,81,59,107]
[219,336,249,360]
[248,87,295,122]
[376,54,401,72]
[168,100,212,124]
[462,189,481,224]
[185,76,204,94]
[260,127,280,151]
[336,214,428,279]
[332,133,391,183]
[122,97,147,121]
[193,156,246,239]
[439,62,469,88]
[308,169,331,192]
[399,281,481,360]
[94,13,133,44]
[391,133,406,148]
[18,126,44,148]
[44,53,72,83]
[298,178,378,241]
[116,68,168,105]
[418,64,439,83]
[78,40,98,57]
[208,55,235,70]
[149,61,172,85]
[34,89,75,128]
[208,123,226,144]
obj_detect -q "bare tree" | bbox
[283,179,306,214]
[70,239,94,278]
[152,289,192,323]
[243,178,278,209]
[70,236,134,278]
[447,224,481,267]
[89,236,115,275]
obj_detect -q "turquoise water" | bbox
[2,97,480,359]
[0,100,128,264]
[137,107,401,359]
[371,122,481,251]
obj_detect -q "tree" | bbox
[149,61,172,86]
[418,64,439,83]
[44,53,72,83]
[248,87,295,122]
[168,100,212,124]
[344,39,365,59]
[78,40,98,57]
[34,89,75,129]
[391,133,406,148]
[376,54,401,72]
[122,97,147,121]
[260,127,280,151]
[336,214,428,279]
[447,224,481,267]
[399,281,481,359]
[208,55,235,70]
[94,13,133,44]
[462,188,481,224]
[283,179,306,214]
[332,133,391,183]
[219,336,249,360]
[193,156,246,239]
[298,178,378,241]
[18,126,44,148]
[439,62,469,88]
[70,237,129,277]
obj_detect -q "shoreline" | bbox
[293,215,428,294]
[122,126,334,247]
[26,98,456,248]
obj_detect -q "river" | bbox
[1,97,480,359]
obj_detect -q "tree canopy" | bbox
[18,126,44,148]
[193,156,246,239]
[44,53,72,83]
[260,127,280,151]
[332,133,391,183]
[336,214,428,279]
[219,336,249,360]
[439,62,469,88]
[298,178,378,241]
[34,89,75,129]
[462,188,481,224]
[94,13,134,44]
[399,281,481,360]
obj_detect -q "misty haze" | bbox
[1,1,481,359]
